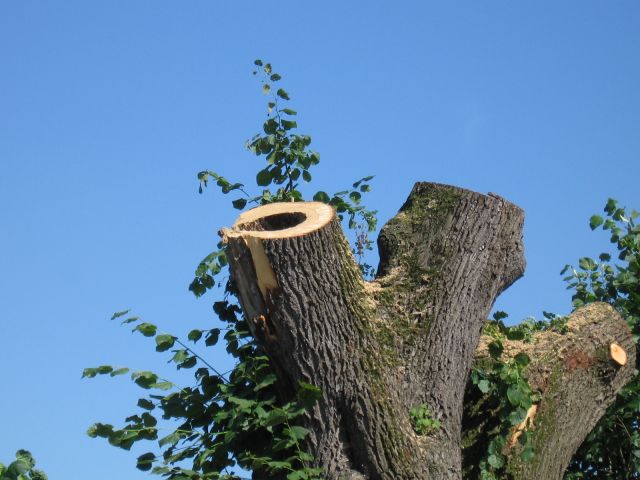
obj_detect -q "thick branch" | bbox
[372,183,525,462]
[463,303,636,479]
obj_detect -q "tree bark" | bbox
[222,182,635,480]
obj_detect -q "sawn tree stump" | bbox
[222,182,635,480]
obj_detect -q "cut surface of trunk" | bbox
[222,183,635,480]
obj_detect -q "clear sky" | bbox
[1,2,639,478]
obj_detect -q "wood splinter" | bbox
[508,404,538,448]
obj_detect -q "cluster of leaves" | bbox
[563,199,640,479]
[482,310,569,342]
[468,311,542,479]
[190,61,376,296]
[85,311,321,479]
[409,404,441,436]
[0,451,47,480]
[85,61,377,480]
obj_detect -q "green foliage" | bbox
[563,199,640,479]
[483,310,569,342]
[467,310,544,479]
[409,404,441,436]
[0,451,47,480]
[86,60,376,480]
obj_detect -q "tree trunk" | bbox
[222,182,635,480]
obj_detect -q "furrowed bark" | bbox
[222,182,635,479]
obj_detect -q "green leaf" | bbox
[492,310,508,321]
[205,328,220,346]
[488,340,503,359]
[514,352,530,367]
[256,168,272,187]
[506,329,525,341]
[262,84,271,95]
[590,215,604,230]
[158,431,183,448]
[286,425,310,440]
[487,453,504,469]
[579,257,598,271]
[110,367,130,377]
[134,322,157,337]
[136,452,155,471]
[313,191,330,203]
[281,119,297,130]
[264,409,288,427]
[254,373,278,391]
[296,381,322,405]
[276,88,290,100]
[254,59,263,66]
[137,398,155,410]
[282,108,297,115]
[520,446,535,461]
[150,381,173,391]
[155,334,175,352]
[228,396,254,411]
[599,253,611,262]
[302,170,311,182]
[132,371,158,389]
[478,379,491,394]
[111,310,130,320]
[87,422,114,438]
[507,385,527,407]
[232,198,247,210]
[82,367,98,378]
[188,329,203,343]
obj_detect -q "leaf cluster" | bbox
[409,404,441,436]
[85,310,322,479]
[0,451,47,480]
[469,314,540,479]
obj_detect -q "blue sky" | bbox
[1,2,639,478]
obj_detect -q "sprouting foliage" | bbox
[466,310,543,479]
[0,450,48,480]
[85,60,376,480]
[563,199,640,479]
[409,404,441,436]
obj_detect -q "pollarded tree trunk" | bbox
[222,182,635,480]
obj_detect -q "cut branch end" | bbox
[610,342,627,366]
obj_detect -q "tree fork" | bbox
[222,183,635,479]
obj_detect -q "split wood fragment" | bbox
[508,404,538,448]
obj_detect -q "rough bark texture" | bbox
[223,182,635,480]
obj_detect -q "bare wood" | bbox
[508,404,538,448]
[610,342,627,366]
